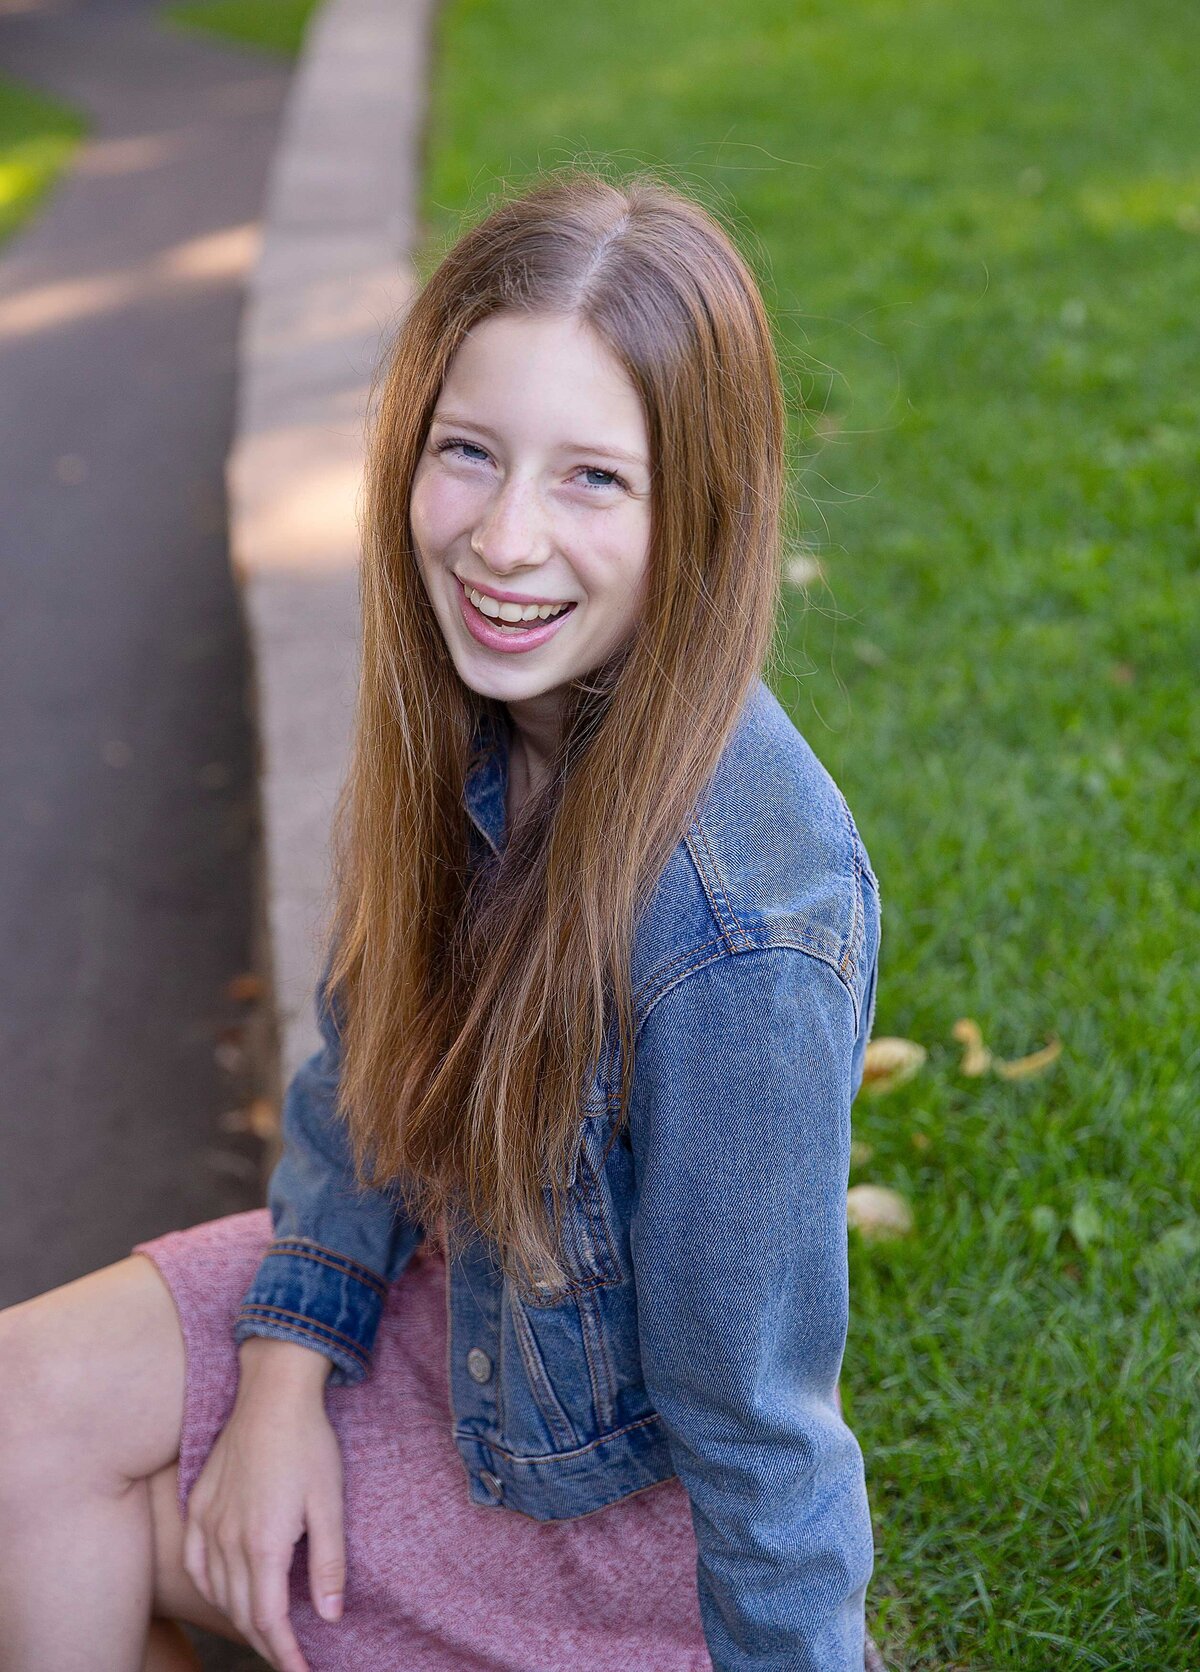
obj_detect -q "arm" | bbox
[233,960,424,1385]
[628,943,876,1671]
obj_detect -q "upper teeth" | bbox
[466,584,570,622]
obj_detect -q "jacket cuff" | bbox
[233,1238,389,1387]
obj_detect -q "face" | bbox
[409,310,653,744]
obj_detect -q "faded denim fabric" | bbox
[234,676,882,1671]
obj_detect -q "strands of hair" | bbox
[320,165,787,1296]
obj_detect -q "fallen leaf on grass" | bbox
[952,1018,993,1075]
[783,552,824,588]
[850,1139,875,1167]
[860,1037,927,1097]
[994,1036,1062,1079]
[1138,1221,1200,1281]
[953,1019,1062,1079]
[1068,1200,1106,1250]
[847,1184,914,1241]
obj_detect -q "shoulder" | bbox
[630,678,881,1036]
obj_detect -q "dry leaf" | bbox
[860,1037,927,1097]
[994,1036,1062,1079]
[952,1018,993,1075]
[847,1184,914,1241]
[784,552,824,588]
[910,1131,931,1152]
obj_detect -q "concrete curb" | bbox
[226,0,436,1097]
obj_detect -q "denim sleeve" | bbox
[627,944,875,1672]
[232,964,424,1386]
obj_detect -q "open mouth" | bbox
[461,581,577,632]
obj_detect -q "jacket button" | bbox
[466,1346,493,1383]
[479,1470,504,1500]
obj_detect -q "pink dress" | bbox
[131,1208,713,1670]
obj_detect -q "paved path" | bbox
[0,9,288,1658]
[0,0,290,1298]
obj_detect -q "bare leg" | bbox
[0,1252,251,1671]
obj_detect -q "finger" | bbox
[248,1547,312,1672]
[207,1539,233,1628]
[305,1488,346,1623]
[225,1549,276,1668]
[182,1517,214,1608]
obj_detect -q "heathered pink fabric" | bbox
[131,1208,712,1671]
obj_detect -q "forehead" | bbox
[435,312,649,457]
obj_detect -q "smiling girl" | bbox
[0,169,883,1672]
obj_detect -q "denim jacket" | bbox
[234,676,882,1672]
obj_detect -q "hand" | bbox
[182,1338,344,1672]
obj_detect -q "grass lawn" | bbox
[417,1,1199,1667]
[159,0,320,58]
[0,73,87,249]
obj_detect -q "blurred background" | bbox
[1,1,1196,1667]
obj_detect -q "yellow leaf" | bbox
[860,1037,927,1097]
[847,1184,914,1241]
[952,1018,993,1075]
[850,1139,875,1167]
[783,552,824,588]
[995,1036,1063,1079]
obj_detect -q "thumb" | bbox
[306,1489,346,1623]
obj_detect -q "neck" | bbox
[503,691,563,807]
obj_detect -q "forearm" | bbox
[236,1333,335,1396]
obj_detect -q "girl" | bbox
[0,168,883,1672]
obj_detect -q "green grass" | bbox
[159,0,321,58]
[417,1,1200,1666]
[0,73,87,248]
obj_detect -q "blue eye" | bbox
[436,438,489,462]
[434,438,628,493]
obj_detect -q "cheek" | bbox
[588,524,651,622]
[409,468,476,552]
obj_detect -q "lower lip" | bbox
[456,580,577,654]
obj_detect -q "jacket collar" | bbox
[464,708,509,857]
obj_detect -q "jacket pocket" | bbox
[517,1113,627,1305]
[501,1283,582,1452]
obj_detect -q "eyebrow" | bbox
[430,413,648,469]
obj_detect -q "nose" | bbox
[469,475,553,574]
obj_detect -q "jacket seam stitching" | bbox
[464,1408,665,1468]
[633,935,731,1012]
[235,1304,371,1366]
[577,1140,622,1279]
[633,939,857,1047]
[262,1238,388,1297]
[838,794,864,985]
[685,821,755,953]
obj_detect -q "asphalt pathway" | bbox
[0,1,290,1662]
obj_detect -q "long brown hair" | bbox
[322,165,786,1293]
